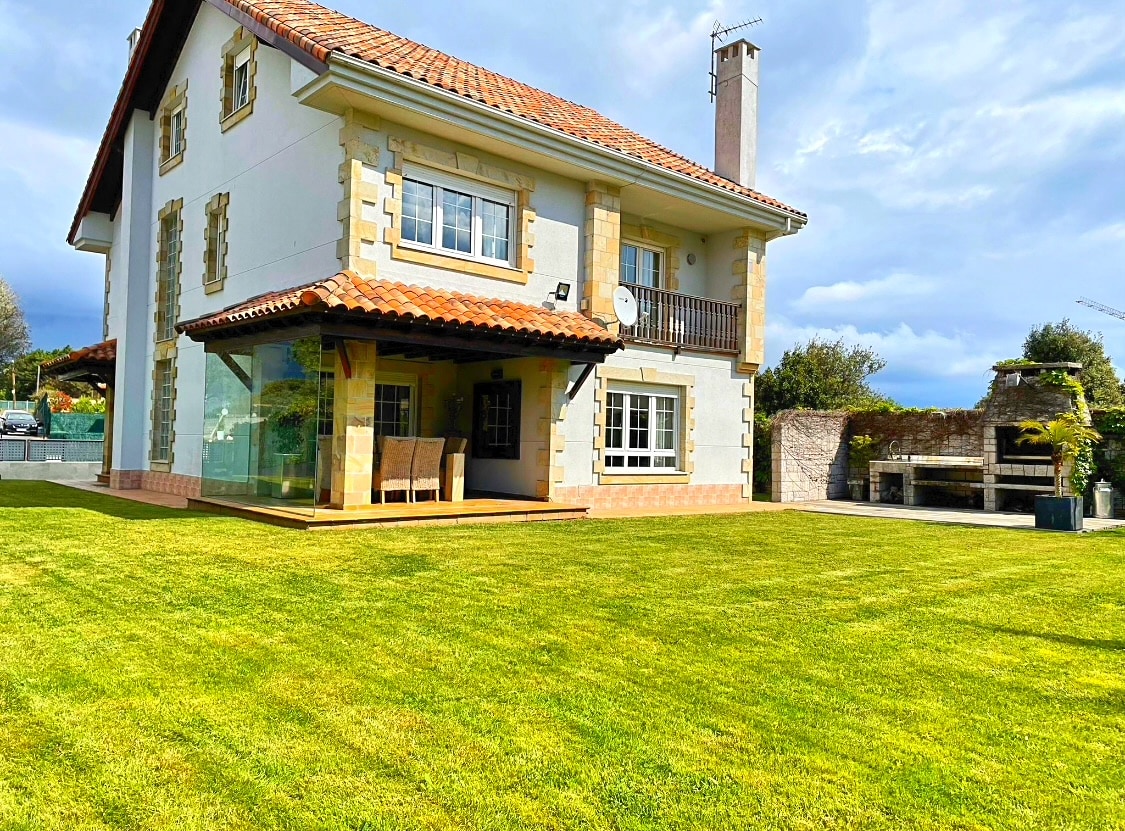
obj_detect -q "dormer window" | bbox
[400,164,515,267]
[158,83,188,174]
[221,28,256,131]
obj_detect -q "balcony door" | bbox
[621,243,663,289]
[373,374,419,440]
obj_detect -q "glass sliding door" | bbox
[201,337,325,515]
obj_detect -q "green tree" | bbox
[757,338,890,416]
[9,348,94,400]
[0,276,30,370]
[1023,319,1122,407]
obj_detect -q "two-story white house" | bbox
[61,0,806,522]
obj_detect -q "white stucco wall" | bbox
[561,345,748,489]
[123,4,343,478]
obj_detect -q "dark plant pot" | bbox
[1034,495,1083,532]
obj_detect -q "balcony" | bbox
[620,285,741,354]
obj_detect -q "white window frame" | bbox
[603,383,681,472]
[400,163,517,268]
[204,203,225,287]
[372,372,420,439]
[620,241,665,289]
[169,103,186,158]
[156,210,180,343]
[233,48,252,112]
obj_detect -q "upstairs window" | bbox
[621,242,663,289]
[233,48,252,111]
[203,193,230,293]
[604,385,680,471]
[401,165,515,266]
[221,29,256,130]
[155,202,182,343]
[158,83,188,173]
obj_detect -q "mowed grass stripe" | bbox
[0,481,1122,830]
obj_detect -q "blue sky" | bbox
[1,0,1123,407]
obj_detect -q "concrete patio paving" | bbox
[797,500,1125,532]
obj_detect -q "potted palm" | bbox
[1017,413,1101,531]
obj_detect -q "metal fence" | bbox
[0,439,104,463]
[0,401,36,412]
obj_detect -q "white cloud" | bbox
[609,0,733,95]
[766,320,1003,380]
[1084,222,1125,243]
[793,272,934,311]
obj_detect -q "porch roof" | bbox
[177,271,622,361]
[41,339,117,385]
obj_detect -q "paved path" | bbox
[796,500,1125,532]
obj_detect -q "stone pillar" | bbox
[330,341,377,509]
[583,182,621,330]
[732,230,767,372]
[535,359,569,500]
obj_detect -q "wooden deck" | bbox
[186,495,589,530]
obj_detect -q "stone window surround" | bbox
[149,356,177,471]
[593,365,696,486]
[154,198,184,346]
[158,81,188,175]
[220,27,258,132]
[620,222,682,293]
[203,192,230,294]
[383,135,537,285]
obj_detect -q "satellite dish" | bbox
[613,286,639,328]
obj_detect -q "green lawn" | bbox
[1,482,1124,830]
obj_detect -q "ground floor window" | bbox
[373,376,418,439]
[604,385,680,470]
[150,358,174,462]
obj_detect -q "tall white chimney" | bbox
[713,39,759,189]
[127,27,143,59]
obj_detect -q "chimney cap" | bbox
[714,38,760,57]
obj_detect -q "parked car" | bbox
[1,411,39,436]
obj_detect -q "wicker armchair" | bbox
[373,436,416,503]
[411,438,446,502]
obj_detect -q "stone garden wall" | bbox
[771,411,849,503]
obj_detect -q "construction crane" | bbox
[1077,297,1125,323]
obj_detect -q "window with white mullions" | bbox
[233,48,252,111]
[401,164,516,266]
[170,106,185,157]
[604,387,680,470]
[441,189,473,253]
[402,180,434,245]
[621,243,663,288]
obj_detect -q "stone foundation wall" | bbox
[110,469,202,498]
[771,411,849,503]
[555,483,746,511]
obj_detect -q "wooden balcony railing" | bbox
[620,285,741,354]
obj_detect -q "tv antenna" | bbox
[1077,297,1125,323]
[710,17,763,101]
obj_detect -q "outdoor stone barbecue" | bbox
[773,363,1088,512]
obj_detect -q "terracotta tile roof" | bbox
[43,339,118,372]
[178,271,622,348]
[223,0,804,217]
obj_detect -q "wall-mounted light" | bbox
[551,282,572,302]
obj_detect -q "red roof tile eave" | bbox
[326,53,807,220]
[176,273,622,352]
[70,0,807,242]
[42,339,119,372]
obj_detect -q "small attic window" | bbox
[158,83,188,174]
[233,48,252,111]
[221,28,257,131]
